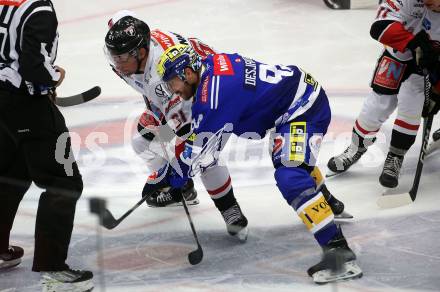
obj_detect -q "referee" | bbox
[0,1,93,291]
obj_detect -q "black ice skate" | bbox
[308,228,362,284]
[41,268,93,292]
[221,203,249,242]
[327,144,366,176]
[0,245,23,270]
[379,152,403,188]
[146,179,199,207]
[321,185,353,219]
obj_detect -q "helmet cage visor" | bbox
[104,45,139,67]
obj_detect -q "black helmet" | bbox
[105,16,150,55]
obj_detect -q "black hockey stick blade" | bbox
[55,86,101,107]
[323,0,350,9]
[89,197,120,229]
[91,185,159,230]
[181,197,204,265]
[188,244,203,265]
[101,209,119,230]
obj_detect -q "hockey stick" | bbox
[153,127,203,265]
[55,86,101,107]
[323,0,379,9]
[90,187,159,230]
[377,75,433,209]
[180,194,203,265]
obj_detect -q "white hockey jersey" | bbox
[111,29,216,133]
[375,0,440,60]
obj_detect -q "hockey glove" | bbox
[422,89,440,118]
[407,30,440,72]
[142,164,172,197]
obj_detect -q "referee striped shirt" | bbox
[0,0,60,95]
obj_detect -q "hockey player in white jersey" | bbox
[104,11,254,234]
[328,0,440,188]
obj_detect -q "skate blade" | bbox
[312,260,363,284]
[0,258,21,270]
[147,198,200,208]
[229,227,249,243]
[235,227,249,242]
[325,170,345,179]
[41,279,94,292]
[334,211,353,219]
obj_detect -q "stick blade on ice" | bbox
[188,246,203,265]
[101,209,118,229]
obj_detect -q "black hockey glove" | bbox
[422,89,440,118]
[407,30,440,72]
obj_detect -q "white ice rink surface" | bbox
[1,0,440,291]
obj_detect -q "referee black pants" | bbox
[0,89,83,271]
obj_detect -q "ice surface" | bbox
[1,0,439,291]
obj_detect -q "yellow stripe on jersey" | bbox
[311,166,324,188]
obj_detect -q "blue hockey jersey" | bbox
[181,52,324,176]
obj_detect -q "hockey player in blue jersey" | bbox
[151,44,363,283]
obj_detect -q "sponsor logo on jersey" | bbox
[0,0,26,6]
[171,32,189,46]
[385,0,400,11]
[135,81,144,89]
[151,30,175,50]
[188,38,216,58]
[272,136,284,156]
[191,114,204,130]
[164,96,181,114]
[373,56,406,89]
[422,18,431,31]
[289,122,306,163]
[155,84,167,98]
[304,73,318,91]
[242,56,257,90]
[200,75,210,103]
[213,54,234,75]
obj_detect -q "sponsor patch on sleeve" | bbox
[373,56,406,89]
[200,76,210,103]
[213,54,235,76]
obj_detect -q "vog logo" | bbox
[311,200,329,213]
